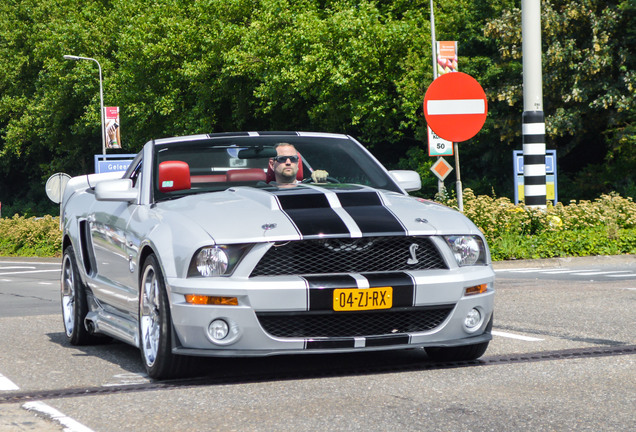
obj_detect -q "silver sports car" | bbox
[60,132,495,379]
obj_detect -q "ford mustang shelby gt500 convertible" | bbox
[60,132,495,379]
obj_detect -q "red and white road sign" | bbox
[423,72,488,142]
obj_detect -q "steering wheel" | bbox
[301,176,339,184]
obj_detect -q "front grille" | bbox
[256,306,454,338]
[251,236,447,276]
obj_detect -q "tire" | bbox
[424,341,490,362]
[139,254,187,379]
[61,245,99,345]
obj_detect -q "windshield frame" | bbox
[151,134,402,202]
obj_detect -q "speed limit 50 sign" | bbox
[427,126,453,156]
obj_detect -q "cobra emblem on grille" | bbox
[407,243,419,265]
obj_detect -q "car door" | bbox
[88,159,145,315]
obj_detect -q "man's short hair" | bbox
[274,142,296,150]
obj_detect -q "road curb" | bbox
[492,254,635,269]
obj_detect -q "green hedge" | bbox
[0,215,62,257]
[1,191,635,260]
[436,190,636,260]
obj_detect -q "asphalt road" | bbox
[0,255,634,431]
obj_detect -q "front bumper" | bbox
[167,266,495,357]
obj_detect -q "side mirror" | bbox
[95,179,138,202]
[389,170,422,192]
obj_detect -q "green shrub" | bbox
[437,190,636,261]
[0,214,62,257]
[0,191,635,259]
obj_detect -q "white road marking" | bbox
[2,370,94,431]
[496,267,636,278]
[23,401,95,432]
[0,373,19,390]
[492,331,543,342]
[102,372,150,387]
[494,268,540,272]
[0,266,35,270]
[575,270,632,276]
[0,269,60,276]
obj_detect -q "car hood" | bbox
[155,184,481,244]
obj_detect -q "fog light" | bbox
[208,319,229,341]
[465,308,482,330]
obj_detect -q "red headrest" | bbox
[265,153,304,183]
[227,168,267,182]
[158,161,191,192]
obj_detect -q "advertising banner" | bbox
[104,106,121,150]
[436,41,458,75]
[428,41,457,156]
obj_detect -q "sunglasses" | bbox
[273,155,299,163]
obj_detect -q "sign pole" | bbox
[521,0,547,209]
[453,142,463,211]
[429,0,444,195]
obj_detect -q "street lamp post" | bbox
[63,55,106,155]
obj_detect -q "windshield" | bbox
[153,134,401,201]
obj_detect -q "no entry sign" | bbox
[423,72,488,142]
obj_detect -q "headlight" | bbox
[196,247,229,276]
[188,244,251,277]
[444,235,486,266]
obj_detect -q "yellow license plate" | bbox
[333,287,393,311]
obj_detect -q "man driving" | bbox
[268,143,328,187]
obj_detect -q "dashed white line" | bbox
[575,271,631,276]
[495,268,540,272]
[0,269,60,276]
[2,370,94,432]
[492,331,544,342]
[23,401,95,432]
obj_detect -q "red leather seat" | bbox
[226,168,267,182]
[191,174,227,184]
[158,161,191,192]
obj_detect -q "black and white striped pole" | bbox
[521,0,547,209]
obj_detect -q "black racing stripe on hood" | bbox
[336,191,407,235]
[275,193,350,237]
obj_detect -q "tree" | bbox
[484,0,636,199]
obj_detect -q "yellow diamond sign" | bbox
[431,157,453,181]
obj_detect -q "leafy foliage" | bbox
[437,189,636,260]
[0,214,61,256]
[2,190,634,259]
[0,0,634,215]
[484,0,636,199]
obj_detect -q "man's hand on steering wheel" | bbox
[311,169,329,183]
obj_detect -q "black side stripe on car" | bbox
[272,188,407,239]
